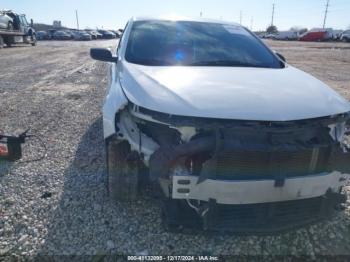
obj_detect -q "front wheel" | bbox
[106,138,139,202]
[31,34,37,46]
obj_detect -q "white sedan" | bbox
[0,11,13,30]
[90,17,350,233]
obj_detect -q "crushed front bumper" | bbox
[162,190,347,234]
[172,172,347,205]
[163,172,349,234]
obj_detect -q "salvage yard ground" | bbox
[0,40,350,257]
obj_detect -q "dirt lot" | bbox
[0,40,350,259]
[268,40,350,100]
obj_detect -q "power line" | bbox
[323,0,330,29]
[75,10,79,30]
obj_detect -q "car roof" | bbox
[131,16,241,27]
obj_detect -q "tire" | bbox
[31,34,37,46]
[4,37,12,47]
[0,36,4,48]
[7,21,13,31]
[106,139,139,202]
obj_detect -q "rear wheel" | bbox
[3,36,12,47]
[106,138,139,202]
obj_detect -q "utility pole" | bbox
[271,3,275,26]
[323,0,330,29]
[75,10,79,30]
[240,10,243,25]
[250,17,254,30]
[200,11,203,17]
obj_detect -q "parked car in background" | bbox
[98,29,116,39]
[74,31,92,41]
[264,33,276,39]
[47,29,56,39]
[340,30,350,42]
[273,31,299,40]
[86,31,97,40]
[64,30,75,40]
[299,29,327,41]
[53,30,71,40]
[86,30,102,39]
[111,30,122,38]
[36,31,49,40]
[0,10,14,30]
[324,28,335,40]
[116,31,122,38]
[332,30,343,40]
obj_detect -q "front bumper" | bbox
[172,172,347,205]
[163,191,346,234]
[164,172,348,233]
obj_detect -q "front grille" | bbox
[162,192,345,234]
[215,147,330,179]
[211,197,331,233]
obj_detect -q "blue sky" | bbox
[2,0,350,30]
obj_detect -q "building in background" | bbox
[53,20,62,28]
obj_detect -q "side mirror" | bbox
[276,53,286,63]
[90,48,118,63]
[30,19,34,28]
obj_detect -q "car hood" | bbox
[119,61,350,121]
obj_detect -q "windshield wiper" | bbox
[188,60,267,67]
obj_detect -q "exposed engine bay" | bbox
[109,103,350,232]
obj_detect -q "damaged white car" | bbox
[91,17,350,233]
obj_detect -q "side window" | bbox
[24,17,29,26]
[20,16,28,26]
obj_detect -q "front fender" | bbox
[103,63,128,139]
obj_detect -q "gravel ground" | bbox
[0,40,350,259]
